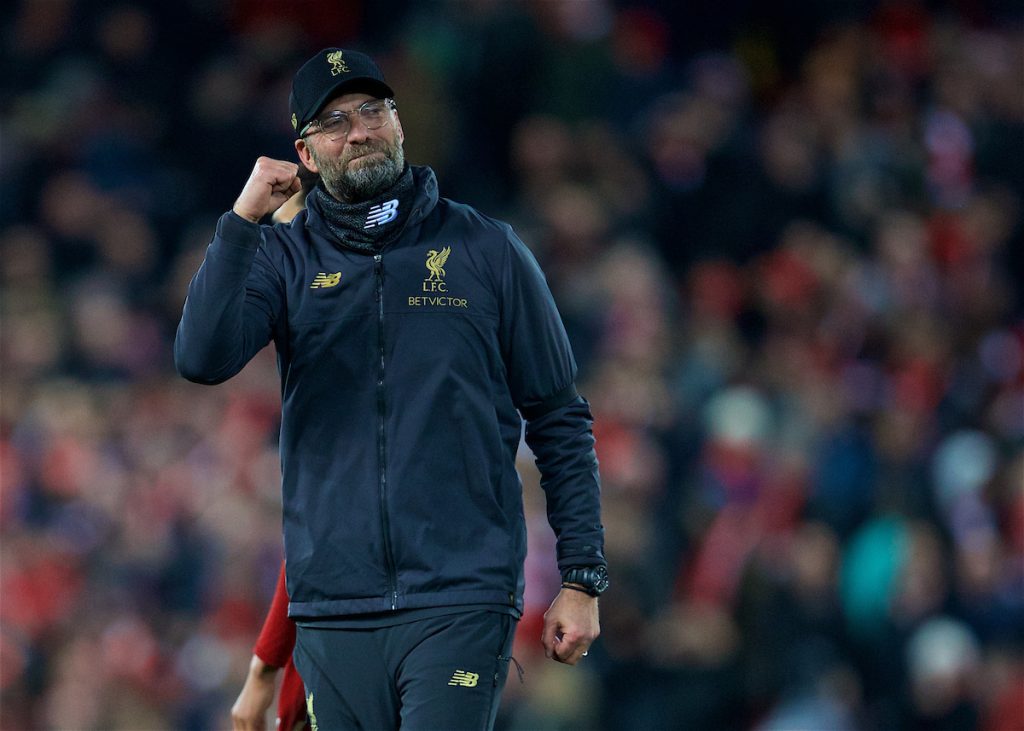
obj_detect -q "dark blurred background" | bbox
[1,1,1023,729]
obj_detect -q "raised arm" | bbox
[174,158,299,383]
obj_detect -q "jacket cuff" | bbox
[215,210,263,251]
[556,542,606,572]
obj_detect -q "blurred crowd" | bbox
[2,0,1023,729]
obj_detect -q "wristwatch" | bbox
[561,565,609,597]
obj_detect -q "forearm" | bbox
[232,654,278,730]
[174,212,273,384]
[247,653,279,678]
[525,395,606,571]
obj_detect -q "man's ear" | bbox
[295,138,319,174]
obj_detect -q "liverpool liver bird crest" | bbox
[425,246,451,281]
[326,50,349,75]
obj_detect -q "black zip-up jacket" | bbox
[175,166,605,618]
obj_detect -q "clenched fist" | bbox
[233,157,303,223]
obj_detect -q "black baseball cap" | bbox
[289,48,395,136]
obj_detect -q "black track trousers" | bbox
[294,611,517,731]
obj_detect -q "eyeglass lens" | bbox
[319,102,390,139]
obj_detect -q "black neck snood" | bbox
[312,165,415,253]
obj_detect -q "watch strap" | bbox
[561,582,596,597]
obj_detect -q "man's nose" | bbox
[345,116,371,142]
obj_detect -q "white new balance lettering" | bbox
[364,199,399,228]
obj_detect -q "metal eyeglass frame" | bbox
[299,98,396,141]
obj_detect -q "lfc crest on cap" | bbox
[326,50,349,76]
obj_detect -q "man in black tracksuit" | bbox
[175,48,607,730]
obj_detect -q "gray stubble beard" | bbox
[312,141,405,203]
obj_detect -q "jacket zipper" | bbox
[375,253,398,610]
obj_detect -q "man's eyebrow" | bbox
[322,100,380,115]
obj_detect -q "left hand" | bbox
[541,586,600,665]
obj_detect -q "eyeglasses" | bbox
[300,98,396,141]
